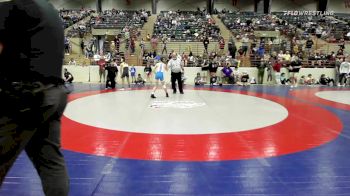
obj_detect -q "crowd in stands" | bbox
[153,11,220,42]
[61,8,349,87]
[59,9,94,29]
[274,12,350,42]
[92,9,149,29]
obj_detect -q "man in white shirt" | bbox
[339,58,350,86]
[168,53,184,94]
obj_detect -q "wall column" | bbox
[207,0,214,14]
[152,0,157,14]
[96,0,102,13]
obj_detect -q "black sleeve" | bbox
[0,1,13,36]
[0,0,64,80]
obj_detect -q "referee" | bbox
[167,53,184,94]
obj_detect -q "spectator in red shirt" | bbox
[98,56,106,83]
[273,60,282,84]
[130,37,135,55]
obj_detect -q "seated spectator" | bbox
[194,73,205,85]
[68,58,77,65]
[319,74,335,86]
[240,72,249,86]
[280,73,290,85]
[63,68,74,83]
[209,74,222,86]
[305,74,316,85]
[221,64,234,84]
[299,75,306,85]
[135,74,146,85]
[250,77,257,84]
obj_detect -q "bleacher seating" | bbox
[92,10,149,29]
[153,11,220,42]
[59,9,94,29]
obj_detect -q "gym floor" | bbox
[1,83,350,196]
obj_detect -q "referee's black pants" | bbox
[171,72,183,93]
[0,85,69,196]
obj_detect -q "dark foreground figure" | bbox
[0,0,69,195]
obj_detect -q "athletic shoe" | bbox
[166,93,169,97]
[151,94,156,98]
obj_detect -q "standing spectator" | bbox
[273,59,282,84]
[305,38,314,56]
[64,36,70,55]
[168,53,184,94]
[219,37,225,55]
[151,35,158,52]
[114,36,120,51]
[80,39,85,54]
[144,62,152,83]
[339,58,350,86]
[203,36,209,53]
[130,37,135,55]
[228,41,237,59]
[208,58,218,78]
[162,36,168,54]
[266,61,273,84]
[257,43,265,58]
[257,57,267,84]
[241,34,249,56]
[98,56,106,83]
[130,65,136,83]
[289,54,302,87]
[335,58,342,86]
[140,38,145,55]
[120,57,130,89]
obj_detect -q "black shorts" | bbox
[289,68,300,73]
[201,66,209,71]
[209,67,218,73]
[121,72,129,78]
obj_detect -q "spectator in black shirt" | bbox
[63,68,74,83]
[203,36,209,53]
